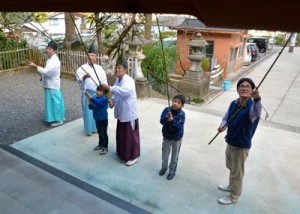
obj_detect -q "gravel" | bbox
[0,71,82,144]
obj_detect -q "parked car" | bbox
[247,42,259,61]
[244,43,252,66]
[247,37,269,53]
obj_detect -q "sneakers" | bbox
[100,148,108,155]
[125,158,138,166]
[159,169,167,176]
[94,145,101,151]
[50,121,63,127]
[218,184,231,192]
[218,195,238,205]
[167,173,175,180]
[94,146,107,155]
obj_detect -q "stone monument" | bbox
[123,35,151,98]
[171,33,210,98]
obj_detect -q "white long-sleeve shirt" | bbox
[76,63,107,92]
[110,74,138,122]
[37,54,61,89]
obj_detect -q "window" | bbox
[49,19,59,26]
[237,46,243,58]
[205,41,214,58]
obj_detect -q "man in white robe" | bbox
[76,45,108,143]
[28,41,65,127]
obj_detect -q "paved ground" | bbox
[1,47,300,213]
[0,71,82,145]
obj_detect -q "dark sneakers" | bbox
[159,169,175,180]
[159,169,167,176]
[100,148,108,155]
[94,145,107,155]
[94,145,101,151]
[167,173,175,180]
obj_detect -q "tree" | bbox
[64,12,76,50]
[144,14,152,40]
[85,13,138,57]
[95,12,103,54]
[0,12,47,32]
[32,12,48,23]
[106,13,137,57]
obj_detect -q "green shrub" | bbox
[191,97,204,103]
[200,57,210,72]
[0,31,27,51]
[142,42,178,82]
[159,31,177,39]
[275,34,285,46]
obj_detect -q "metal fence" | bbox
[146,70,191,103]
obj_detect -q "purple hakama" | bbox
[116,119,140,161]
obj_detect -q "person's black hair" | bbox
[173,94,186,105]
[47,40,58,51]
[116,55,128,69]
[237,77,255,89]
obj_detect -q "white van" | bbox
[244,43,252,66]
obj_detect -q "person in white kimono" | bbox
[28,41,65,127]
[76,45,108,144]
[102,56,140,166]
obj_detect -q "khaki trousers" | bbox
[226,144,249,199]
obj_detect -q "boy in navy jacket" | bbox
[87,85,109,155]
[159,94,186,180]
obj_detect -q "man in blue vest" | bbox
[217,77,262,205]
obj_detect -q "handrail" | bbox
[146,70,191,103]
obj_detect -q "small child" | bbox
[87,85,109,155]
[159,94,186,180]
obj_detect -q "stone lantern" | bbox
[123,35,150,81]
[188,33,208,73]
[123,35,151,98]
[170,32,210,99]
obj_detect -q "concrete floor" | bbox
[10,95,300,213]
[2,47,300,213]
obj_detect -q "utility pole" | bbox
[288,33,297,53]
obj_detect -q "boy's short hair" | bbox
[96,85,104,91]
[173,94,186,105]
[237,77,256,89]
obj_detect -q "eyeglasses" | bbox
[239,84,252,89]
